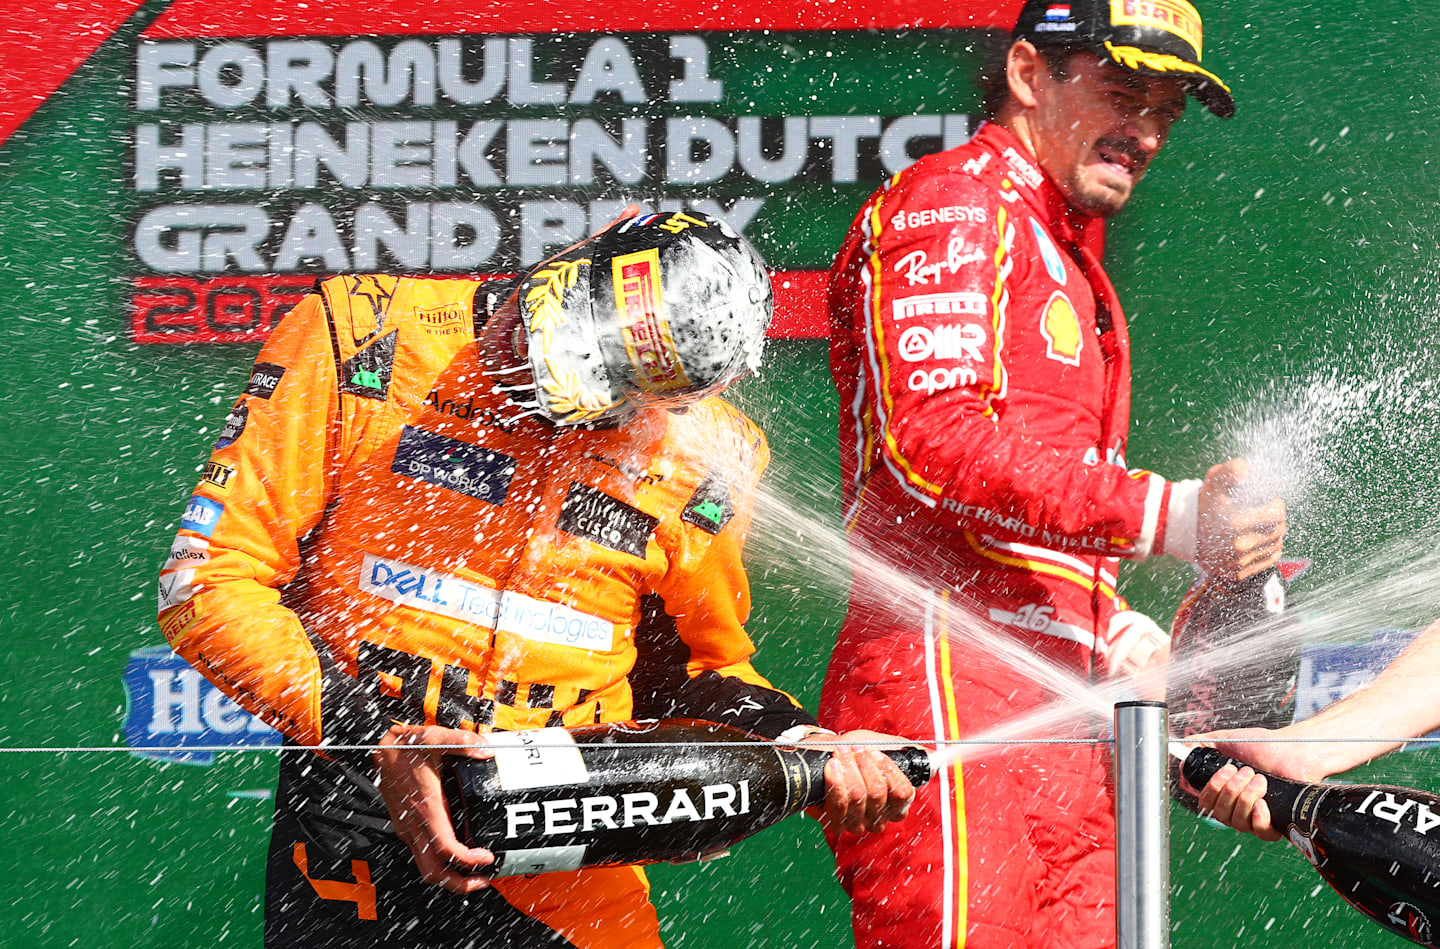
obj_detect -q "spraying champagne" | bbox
[1167,560,1308,811]
[1168,560,1309,738]
[1182,746,1440,947]
[442,718,936,878]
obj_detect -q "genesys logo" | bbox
[121,645,279,765]
[359,553,616,651]
[890,204,987,232]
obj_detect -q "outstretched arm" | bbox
[1192,617,1440,838]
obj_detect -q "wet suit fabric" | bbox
[821,121,1182,948]
[158,274,816,947]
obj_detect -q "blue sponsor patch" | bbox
[1030,218,1067,286]
[121,645,279,766]
[1296,628,1440,747]
[180,495,225,537]
[391,425,516,505]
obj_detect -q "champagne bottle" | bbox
[1183,746,1440,947]
[1168,561,1309,738]
[442,718,934,878]
[1167,561,1308,810]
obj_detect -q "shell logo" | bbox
[1040,291,1082,365]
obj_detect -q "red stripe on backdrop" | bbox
[143,0,1023,37]
[770,270,829,339]
[129,270,831,344]
[0,0,148,147]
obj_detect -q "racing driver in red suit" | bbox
[820,2,1287,946]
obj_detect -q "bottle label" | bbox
[492,845,588,878]
[1355,789,1440,837]
[489,729,590,791]
[502,780,753,840]
[1294,785,1327,829]
[1286,826,1319,866]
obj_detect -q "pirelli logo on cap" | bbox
[613,248,690,392]
[1112,0,1203,57]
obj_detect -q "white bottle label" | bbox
[489,728,590,791]
[492,845,588,878]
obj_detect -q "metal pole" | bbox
[1114,700,1170,949]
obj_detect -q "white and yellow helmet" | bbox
[515,210,774,426]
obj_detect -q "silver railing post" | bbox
[1114,700,1170,949]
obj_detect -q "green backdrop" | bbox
[3,2,1440,946]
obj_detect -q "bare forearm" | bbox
[1290,618,1440,774]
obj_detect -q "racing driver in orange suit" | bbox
[157,208,916,948]
[819,2,1287,947]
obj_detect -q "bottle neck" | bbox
[1180,746,1310,827]
[791,744,936,806]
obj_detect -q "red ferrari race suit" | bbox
[819,121,1197,949]
[157,274,819,949]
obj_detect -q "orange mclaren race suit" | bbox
[820,121,1193,949]
[157,274,818,949]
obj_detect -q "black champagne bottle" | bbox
[1168,562,1307,810]
[1183,746,1440,947]
[1168,561,1308,738]
[442,718,935,878]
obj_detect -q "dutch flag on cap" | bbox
[1044,4,1071,19]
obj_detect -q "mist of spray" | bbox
[733,343,1440,765]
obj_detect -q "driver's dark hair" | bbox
[978,40,1094,121]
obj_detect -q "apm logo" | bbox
[122,646,279,765]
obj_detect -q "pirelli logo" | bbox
[159,599,201,641]
[613,248,690,391]
[893,292,987,322]
[1112,0,1202,56]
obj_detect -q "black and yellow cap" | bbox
[1012,0,1234,118]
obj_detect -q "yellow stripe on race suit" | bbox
[936,591,968,947]
[864,192,948,499]
[866,195,892,416]
[981,203,1011,418]
[963,532,1118,600]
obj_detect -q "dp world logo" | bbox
[122,645,279,765]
